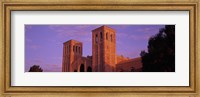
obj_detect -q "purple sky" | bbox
[25,25,165,72]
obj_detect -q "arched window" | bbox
[110,34,112,42]
[100,32,103,39]
[73,46,75,52]
[80,48,82,53]
[106,33,108,40]
[66,45,68,54]
[87,66,92,72]
[69,45,71,52]
[79,47,81,53]
[80,64,85,72]
[95,34,98,43]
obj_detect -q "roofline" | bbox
[116,57,141,64]
[92,25,116,32]
[63,39,82,44]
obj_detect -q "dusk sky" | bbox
[25,25,165,72]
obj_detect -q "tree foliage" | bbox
[140,25,175,72]
[29,65,43,72]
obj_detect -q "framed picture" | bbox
[1,0,199,97]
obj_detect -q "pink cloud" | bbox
[117,32,128,37]
[75,25,90,29]
[48,25,90,39]
[26,38,32,43]
[32,59,43,63]
[136,27,159,33]
[129,35,149,40]
[43,64,62,72]
[29,44,40,50]
[118,25,130,29]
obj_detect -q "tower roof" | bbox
[92,25,115,32]
[63,39,82,44]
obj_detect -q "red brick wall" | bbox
[116,57,143,72]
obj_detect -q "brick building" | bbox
[62,25,142,72]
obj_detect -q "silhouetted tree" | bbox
[80,64,85,72]
[140,25,175,72]
[87,66,92,72]
[29,65,43,72]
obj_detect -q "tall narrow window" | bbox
[100,32,103,39]
[66,45,68,54]
[106,33,108,40]
[95,34,98,43]
[79,47,81,53]
[80,47,82,54]
[69,45,70,52]
[73,46,75,52]
[64,46,66,55]
[76,46,77,52]
[110,34,112,42]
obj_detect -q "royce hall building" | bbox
[62,26,142,72]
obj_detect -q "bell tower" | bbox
[62,40,82,72]
[92,26,116,72]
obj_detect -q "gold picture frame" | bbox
[0,0,199,97]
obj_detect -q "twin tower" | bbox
[62,26,116,72]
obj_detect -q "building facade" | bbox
[92,26,116,72]
[62,25,142,72]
